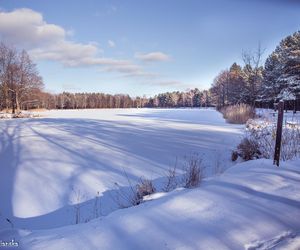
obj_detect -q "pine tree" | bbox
[262,31,300,103]
[279,31,300,98]
[261,51,282,101]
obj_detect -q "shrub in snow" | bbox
[113,176,156,208]
[182,154,205,188]
[219,104,255,124]
[231,150,239,161]
[136,178,156,202]
[236,119,300,161]
[163,160,178,192]
[70,188,87,224]
[237,138,261,161]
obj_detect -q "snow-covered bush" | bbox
[235,119,300,161]
[219,104,255,124]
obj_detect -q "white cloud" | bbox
[29,41,100,66]
[101,63,159,79]
[0,8,66,48]
[135,51,170,62]
[0,8,100,65]
[0,8,168,80]
[104,64,142,73]
[108,40,116,48]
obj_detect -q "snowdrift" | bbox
[1,158,300,250]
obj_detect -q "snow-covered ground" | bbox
[256,109,300,125]
[1,108,299,250]
[1,159,300,250]
[0,108,243,230]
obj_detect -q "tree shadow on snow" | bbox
[0,116,241,230]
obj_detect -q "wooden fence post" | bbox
[273,100,284,167]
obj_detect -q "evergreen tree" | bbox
[261,51,282,101]
[192,88,202,107]
[279,31,300,98]
[262,31,300,103]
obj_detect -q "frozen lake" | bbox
[0,108,243,229]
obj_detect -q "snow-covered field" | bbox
[1,108,300,250]
[0,108,242,230]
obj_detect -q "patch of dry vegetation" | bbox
[219,104,255,124]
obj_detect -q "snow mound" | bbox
[1,158,300,250]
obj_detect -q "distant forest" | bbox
[1,31,300,113]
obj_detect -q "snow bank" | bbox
[1,158,300,250]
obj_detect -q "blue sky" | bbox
[0,0,300,96]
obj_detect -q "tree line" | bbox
[0,42,212,111]
[25,89,212,110]
[1,30,299,112]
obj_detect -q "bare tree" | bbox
[0,43,17,112]
[0,43,43,113]
[242,44,265,106]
